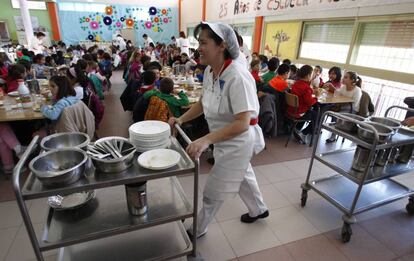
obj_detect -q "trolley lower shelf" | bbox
[316,149,414,184]
[40,177,193,250]
[308,175,413,215]
[57,221,192,261]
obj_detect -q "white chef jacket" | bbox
[177,37,190,55]
[30,37,44,55]
[117,36,126,51]
[143,37,154,49]
[201,60,265,200]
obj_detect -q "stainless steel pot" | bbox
[41,132,90,151]
[29,148,88,187]
[335,113,365,133]
[357,122,394,143]
[352,146,372,172]
[125,182,147,216]
[368,117,401,132]
[90,137,136,173]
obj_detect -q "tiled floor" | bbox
[2,71,414,260]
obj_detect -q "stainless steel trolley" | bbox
[13,125,202,261]
[301,106,414,243]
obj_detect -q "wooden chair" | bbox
[284,92,315,147]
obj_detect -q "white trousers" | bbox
[194,164,267,236]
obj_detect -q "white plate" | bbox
[8,91,19,97]
[129,121,170,137]
[138,149,181,170]
[133,140,171,152]
[0,101,3,106]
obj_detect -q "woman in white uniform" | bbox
[177,31,191,56]
[169,22,268,238]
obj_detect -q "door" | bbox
[120,28,136,47]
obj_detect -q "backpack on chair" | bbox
[144,96,172,122]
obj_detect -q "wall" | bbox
[0,0,52,41]
[180,0,203,32]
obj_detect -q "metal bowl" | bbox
[41,132,90,151]
[368,117,401,132]
[29,148,88,187]
[335,113,365,133]
[90,137,136,173]
[357,122,394,143]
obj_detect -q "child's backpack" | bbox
[144,96,172,122]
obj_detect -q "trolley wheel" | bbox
[300,190,308,207]
[341,223,352,243]
[406,199,414,215]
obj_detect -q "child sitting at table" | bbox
[5,63,26,93]
[41,75,79,120]
[143,77,189,117]
[139,71,156,94]
[288,65,318,144]
[250,59,262,86]
[326,71,363,143]
[86,61,105,99]
[32,54,49,79]
[323,66,342,91]
[261,57,279,84]
[173,53,197,72]
[311,65,324,88]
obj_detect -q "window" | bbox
[232,23,254,50]
[351,20,414,74]
[11,0,46,10]
[58,2,106,12]
[299,22,354,63]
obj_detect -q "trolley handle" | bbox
[385,105,414,118]
[174,123,192,145]
[13,136,39,192]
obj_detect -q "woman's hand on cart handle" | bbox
[402,116,414,127]
[168,117,182,136]
[186,137,210,159]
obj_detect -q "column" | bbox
[252,16,264,54]
[47,2,61,41]
[18,0,34,47]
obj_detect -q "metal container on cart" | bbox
[300,108,414,243]
[12,125,202,261]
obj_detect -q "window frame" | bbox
[292,15,414,85]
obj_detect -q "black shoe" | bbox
[325,136,337,144]
[240,210,269,223]
[206,157,215,165]
[293,130,306,144]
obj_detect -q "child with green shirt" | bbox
[261,57,279,84]
[143,77,189,117]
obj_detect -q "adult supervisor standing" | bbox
[169,22,268,238]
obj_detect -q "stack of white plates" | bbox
[129,121,171,152]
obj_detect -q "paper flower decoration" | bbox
[145,21,152,29]
[161,9,167,15]
[154,17,160,23]
[96,16,101,22]
[149,7,157,15]
[95,35,101,41]
[90,21,99,30]
[105,6,113,15]
[116,21,122,27]
[163,18,169,23]
[120,17,125,22]
[103,16,112,25]
[85,17,90,22]
[88,34,94,40]
[126,18,134,27]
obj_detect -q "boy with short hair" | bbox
[143,77,189,117]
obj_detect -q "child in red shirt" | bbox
[288,65,318,144]
[250,60,262,85]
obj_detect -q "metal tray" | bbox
[21,137,195,200]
